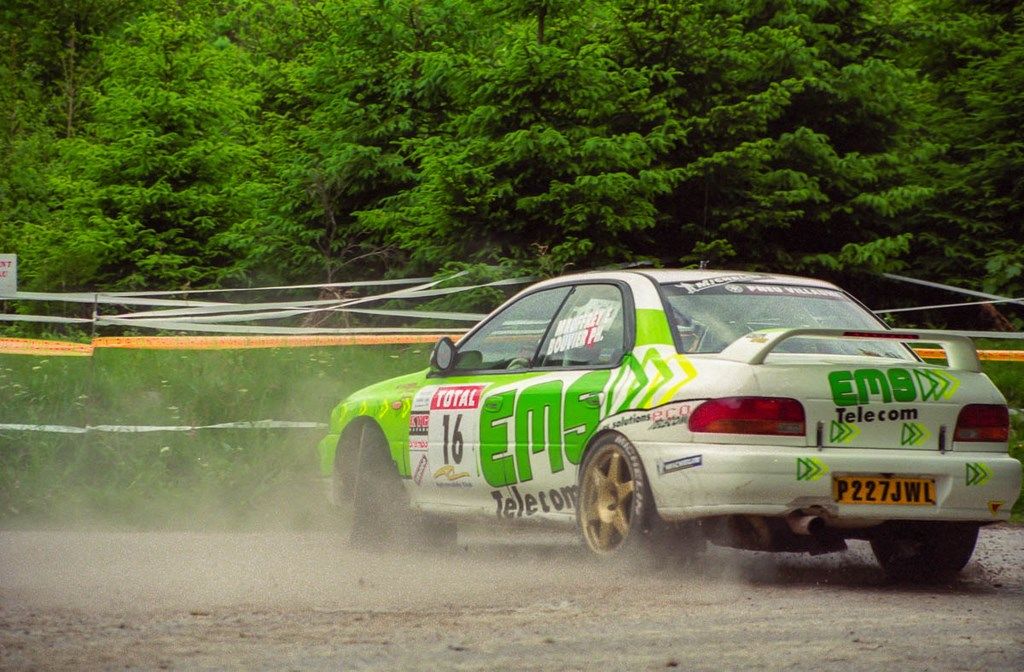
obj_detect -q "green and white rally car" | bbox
[318,270,1021,579]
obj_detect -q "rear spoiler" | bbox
[717,328,982,372]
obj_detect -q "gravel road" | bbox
[1,523,1022,671]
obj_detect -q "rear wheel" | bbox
[348,422,456,550]
[870,521,980,582]
[577,434,654,557]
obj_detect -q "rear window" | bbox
[659,281,912,359]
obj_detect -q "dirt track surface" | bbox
[1,524,1023,671]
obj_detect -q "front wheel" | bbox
[870,521,980,582]
[348,422,456,550]
[577,434,654,557]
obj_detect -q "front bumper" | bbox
[641,442,1022,524]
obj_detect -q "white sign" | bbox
[0,254,15,294]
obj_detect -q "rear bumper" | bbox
[640,442,1022,524]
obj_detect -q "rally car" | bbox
[317,270,1021,579]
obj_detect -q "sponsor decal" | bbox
[834,406,919,424]
[966,462,992,487]
[796,456,829,482]
[431,385,485,411]
[433,464,469,481]
[649,403,691,430]
[675,274,761,294]
[658,454,702,475]
[491,485,579,518]
[828,368,959,407]
[413,454,429,485]
[738,284,845,299]
[409,411,429,436]
[411,387,434,412]
[899,422,929,447]
[606,411,651,430]
[988,500,1004,515]
[409,439,429,450]
[829,420,860,444]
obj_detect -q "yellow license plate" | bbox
[832,475,936,505]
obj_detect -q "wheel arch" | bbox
[332,416,384,504]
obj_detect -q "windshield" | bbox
[659,281,912,359]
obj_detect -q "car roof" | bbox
[629,269,842,289]
[537,268,842,290]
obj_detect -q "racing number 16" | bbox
[442,414,464,465]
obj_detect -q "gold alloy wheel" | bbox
[581,445,636,553]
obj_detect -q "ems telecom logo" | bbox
[828,367,959,406]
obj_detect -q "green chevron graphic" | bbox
[966,462,992,487]
[913,369,959,402]
[900,422,929,447]
[829,420,860,444]
[796,456,830,482]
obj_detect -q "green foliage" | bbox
[0,0,1020,322]
[897,1,1024,302]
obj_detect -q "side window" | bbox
[453,287,571,371]
[538,284,625,368]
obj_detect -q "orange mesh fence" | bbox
[1,336,1022,359]
[0,337,93,356]
[913,348,1024,362]
[91,334,464,350]
[0,334,465,355]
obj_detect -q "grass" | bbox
[0,345,427,529]
[1,343,1022,528]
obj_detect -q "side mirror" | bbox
[430,336,457,372]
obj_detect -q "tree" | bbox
[27,9,265,290]
[905,0,1024,300]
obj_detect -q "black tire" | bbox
[870,521,980,582]
[576,434,656,558]
[347,422,457,550]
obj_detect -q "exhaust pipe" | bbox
[786,512,826,536]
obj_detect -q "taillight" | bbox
[689,397,806,436]
[954,404,1009,442]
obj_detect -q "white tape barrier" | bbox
[91,320,471,335]
[876,297,1024,314]
[912,329,1024,341]
[0,314,93,324]
[110,300,488,323]
[0,420,327,434]
[1,274,529,333]
[98,276,439,297]
[0,275,444,305]
[882,273,1024,309]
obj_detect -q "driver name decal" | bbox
[545,302,619,357]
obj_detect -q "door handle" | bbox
[484,396,504,412]
[580,392,603,409]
